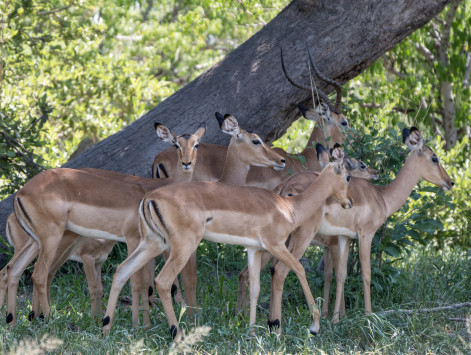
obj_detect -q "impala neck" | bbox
[173,165,194,183]
[218,143,250,185]
[379,154,422,217]
[288,170,334,228]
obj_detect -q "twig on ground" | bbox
[378,302,471,315]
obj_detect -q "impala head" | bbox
[343,156,379,180]
[317,143,352,209]
[154,122,206,173]
[403,127,454,191]
[215,112,286,171]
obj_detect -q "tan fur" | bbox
[3,123,206,326]
[101,146,352,340]
[265,128,453,332]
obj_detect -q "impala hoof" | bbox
[28,310,35,321]
[309,323,320,335]
[268,319,280,331]
[6,313,13,324]
[170,325,177,339]
[171,284,177,298]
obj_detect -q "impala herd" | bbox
[0,48,454,341]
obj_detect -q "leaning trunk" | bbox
[0,0,453,266]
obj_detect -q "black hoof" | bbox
[102,316,110,327]
[268,319,280,331]
[28,310,35,321]
[38,313,45,320]
[310,329,318,336]
[6,313,13,324]
[170,325,177,339]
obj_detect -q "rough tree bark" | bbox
[0,0,452,265]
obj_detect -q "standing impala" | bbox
[101,144,352,340]
[266,127,453,332]
[4,122,207,327]
[161,111,286,310]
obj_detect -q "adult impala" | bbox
[266,127,453,332]
[159,111,286,309]
[101,144,352,340]
[4,122,207,326]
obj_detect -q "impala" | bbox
[266,127,453,332]
[101,144,352,340]
[235,144,378,314]
[160,111,286,309]
[4,122,207,327]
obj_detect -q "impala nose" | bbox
[182,162,192,170]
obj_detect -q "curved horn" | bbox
[280,47,335,112]
[305,43,343,114]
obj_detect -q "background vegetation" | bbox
[0,0,470,353]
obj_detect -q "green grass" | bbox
[0,244,470,354]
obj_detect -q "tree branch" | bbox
[0,131,45,171]
[37,5,72,16]
[360,102,416,114]
[141,0,153,22]
[378,302,471,315]
[415,42,436,67]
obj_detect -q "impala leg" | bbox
[148,257,156,308]
[95,260,104,314]
[358,235,372,315]
[268,240,320,335]
[124,238,150,327]
[154,234,203,342]
[30,231,64,321]
[102,238,163,334]
[268,225,317,334]
[81,254,99,315]
[179,251,197,316]
[5,240,39,325]
[163,250,183,304]
[246,249,262,336]
[236,251,271,316]
[331,236,349,324]
[321,246,333,317]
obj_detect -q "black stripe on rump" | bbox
[16,197,33,225]
[150,200,169,236]
[158,163,169,178]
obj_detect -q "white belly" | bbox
[204,231,263,249]
[67,221,126,243]
[317,219,357,239]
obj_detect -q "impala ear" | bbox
[217,113,241,136]
[155,123,177,145]
[194,122,207,141]
[317,102,332,122]
[331,143,345,162]
[316,143,330,169]
[404,126,423,151]
[344,155,355,171]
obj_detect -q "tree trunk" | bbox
[0,0,452,266]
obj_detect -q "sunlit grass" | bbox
[0,245,469,354]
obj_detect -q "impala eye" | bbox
[360,164,366,170]
[432,156,439,164]
[194,143,200,149]
[346,175,351,182]
[174,144,180,150]
[252,140,262,145]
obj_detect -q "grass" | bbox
[0,244,470,354]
